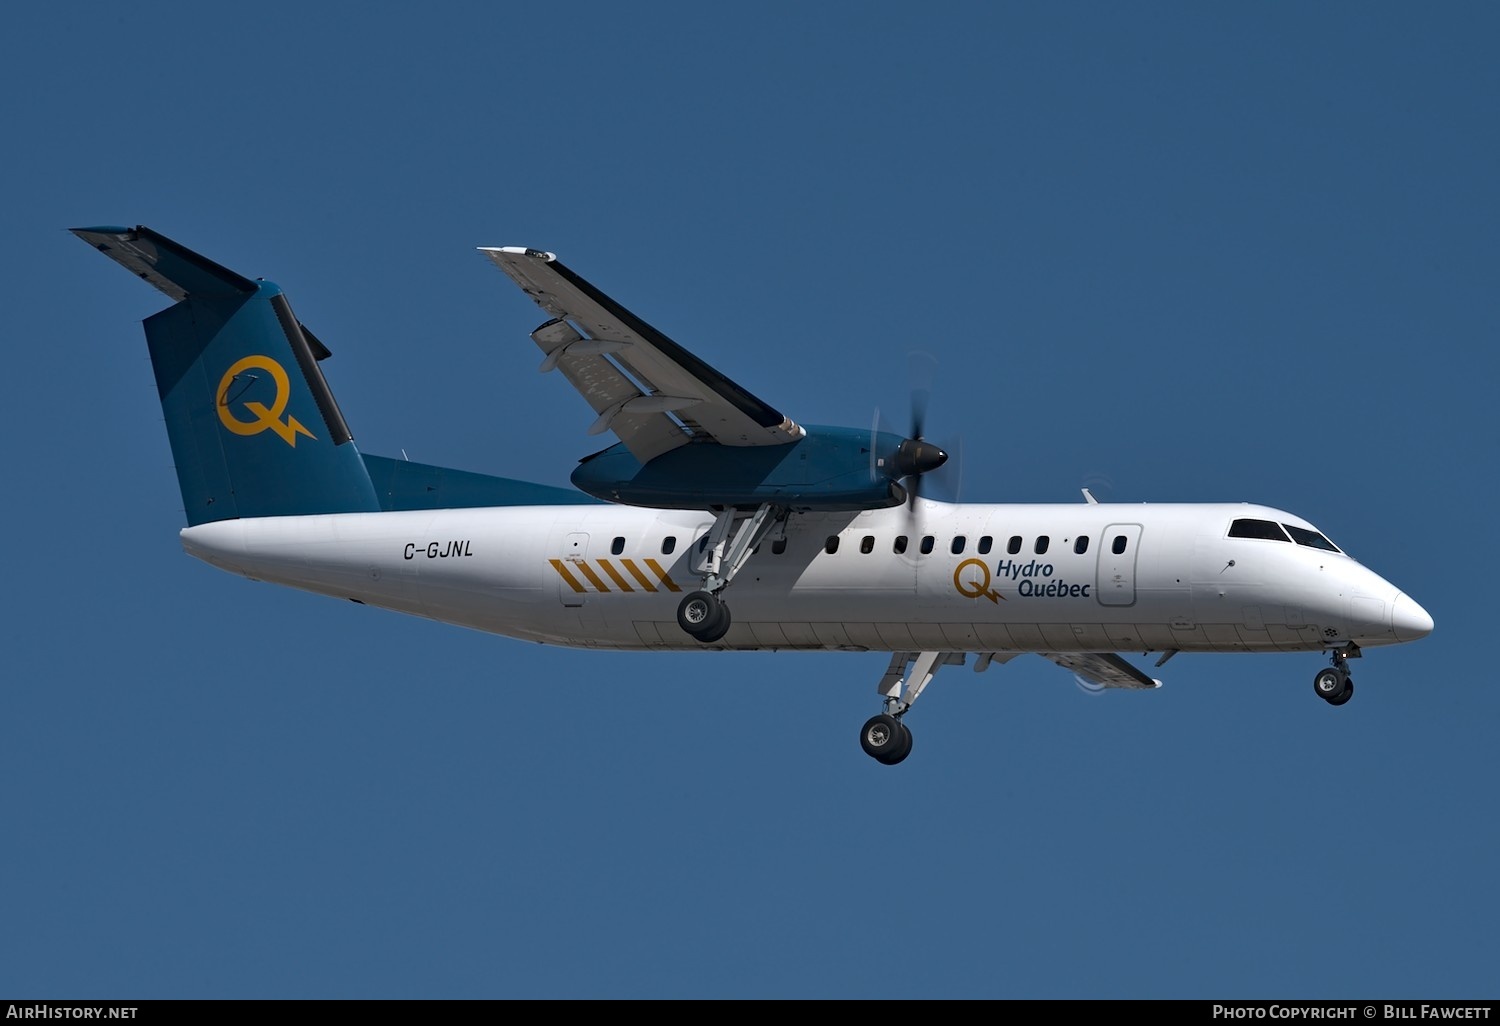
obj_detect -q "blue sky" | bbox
[3,1,1496,999]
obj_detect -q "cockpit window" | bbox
[1283,524,1341,552]
[1229,518,1291,542]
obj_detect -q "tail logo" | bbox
[216,355,317,447]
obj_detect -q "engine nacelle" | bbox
[570,425,920,510]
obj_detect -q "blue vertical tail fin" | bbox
[74,226,380,526]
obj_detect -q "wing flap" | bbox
[482,247,803,463]
[527,318,688,462]
[1040,652,1163,690]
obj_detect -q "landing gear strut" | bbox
[675,503,785,644]
[858,651,964,765]
[1313,645,1358,706]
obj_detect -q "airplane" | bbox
[74,225,1435,765]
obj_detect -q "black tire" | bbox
[1326,678,1354,706]
[1313,667,1344,701]
[696,602,731,643]
[884,721,914,765]
[860,713,910,764]
[677,591,721,637]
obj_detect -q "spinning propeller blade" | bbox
[901,351,946,508]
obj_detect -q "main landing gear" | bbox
[675,503,785,644]
[860,652,968,765]
[676,590,730,643]
[1313,645,1359,706]
[860,712,913,765]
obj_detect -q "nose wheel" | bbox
[1313,657,1354,706]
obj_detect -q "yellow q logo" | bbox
[953,558,1005,603]
[216,355,316,447]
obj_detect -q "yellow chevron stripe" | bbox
[575,561,610,592]
[620,558,658,593]
[596,559,634,592]
[549,559,586,593]
[643,558,682,593]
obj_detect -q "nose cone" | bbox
[893,438,948,478]
[1391,593,1434,642]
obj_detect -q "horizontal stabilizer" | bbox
[71,225,260,302]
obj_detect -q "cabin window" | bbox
[860,535,875,554]
[1229,518,1290,542]
[920,535,935,555]
[1035,536,1050,555]
[893,536,909,554]
[1008,536,1022,555]
[825,536,840,554]
[1074,536,1089,554]
[1284,524,1341,552]
[978,536,993,555]
[611,536,625,555]
[661,536,676,555]
[1112,535,1128,555]
[771,537,787,555]
[951,536,966,554]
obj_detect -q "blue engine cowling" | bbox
[570,424,935,510]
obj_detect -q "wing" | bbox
[481,247,804,464]
[1040,652,1163,690]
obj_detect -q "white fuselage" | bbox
[178,499,1430,656]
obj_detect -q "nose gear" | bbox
[1313,644,1359,706]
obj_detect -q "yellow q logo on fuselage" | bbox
[953,558,1005,603]
[216,355,316,447]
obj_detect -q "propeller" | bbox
[870,351,952,509]
[898,351,949,509]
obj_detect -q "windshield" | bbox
[1283,523,1341,553]
[1228,517,1343,554]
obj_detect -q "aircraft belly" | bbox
[1170,623,1211,648]
[996,622,1045,649]
[633,621,667,647]
[874,622,918,649]
[1201,623,1252,650]
[842,623,888,649]
[746,622,790,647]
[907,623,953,649]
[1135,623,1180,650]
[811,623,854,648]
[776,622,821,647]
